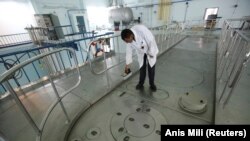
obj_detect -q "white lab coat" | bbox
[126,24,159,68]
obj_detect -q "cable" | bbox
[2,59,22,79]
[231,0,239,19]
[0,52,38,80]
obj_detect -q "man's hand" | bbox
[125,65,130,73]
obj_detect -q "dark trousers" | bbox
[139,54,155,86]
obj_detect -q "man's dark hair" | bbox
[121,29,133,41]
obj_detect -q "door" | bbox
[204,7,218,28]
[76,16,86,33]
[204,7,218,20]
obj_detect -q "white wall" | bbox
[123,0,165,27]
[182,0,250,21]
[30,0,250,29]
[1,0,249,35]
[122,0,250,28]
[29,0,84,26]
[29,0,110,30]
[84,0,108,7]
[0,0,36,35]
[175,0,250,27]
[0,0,109,34]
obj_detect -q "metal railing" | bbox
[217,18,250,106]
[25,25,98,46]
[85,34,128,89]
[0,24,95,49]
[0,32,114,98]
[183,19,221,30]
[150,22,186,53]
[0,33,31,48]
[0,48,81,140]
[220,18,250,31]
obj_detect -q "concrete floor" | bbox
[0,31,249,141]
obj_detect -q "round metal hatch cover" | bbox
[178,92,208,114]
[124,112,155,137]
[111,105,166,141]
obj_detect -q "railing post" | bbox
[116,36,121,63]
[43,57,71,123]
[58,52,66,70]
[14,54,31,83]
[3,81,41,135]
[102,43,111,89]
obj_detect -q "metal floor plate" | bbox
[110,104,166,141]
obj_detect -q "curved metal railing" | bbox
[86,35,126,72]
[84,34,125,89]
[0,48,81,141]
[0,32,114,98]
[217,18,250,106]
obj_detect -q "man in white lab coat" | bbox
[121,24,159,91]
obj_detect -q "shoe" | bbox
[150,85,157,91]
[136,84,144,90]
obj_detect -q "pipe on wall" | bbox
[125,0,192,8]
[184,1,189,22]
